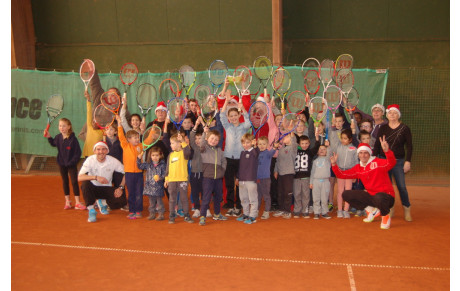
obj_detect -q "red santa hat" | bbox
[257,93,270,102]
[155,101,167,112]
[357,143,372,155]
[93,141,109,153]
[386,104,401,117]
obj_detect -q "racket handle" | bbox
[264,88,267,99]
[123,92,127,100]
[281,102,285,111]
[43,123,50,137]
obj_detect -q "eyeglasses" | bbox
[360,125,372,129]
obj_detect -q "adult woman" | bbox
[373,104,413,221]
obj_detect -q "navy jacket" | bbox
[47,132,82,167]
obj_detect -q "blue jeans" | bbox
[388,158,411,207]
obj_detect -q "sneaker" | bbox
[213,213,228,221]
[168,216,176,224]
[64,203,72,210]
[236,215,248,222]
[314,214,320,219]
[309,206,314,213]
[282,212,292,219]
[233,208,242,217]
[75,203,86,210]
[192,209,200,218]
[147,213,156,220]
[199,216,206,226]
[363,207,381,223]
[302,213,310,219]
[273,210,284,217]
[176,209,185,217]
[120,205,129,211]
[127,212,136,219]
[293,213,300,219]
[87,208,97,222]
[322,213,332,219]
[244,217,256,224]
[184,215,194,223]
[135,212,142,219]
[380,214,391,229]
[206,209,212,218]
[343,211,350,219]
[155,213,165,221]
[349,207,357,214]
[96,199,109,215]
[355,210,365,217]
[337,210,344,218]
[225,208,234,217]
[328,203,334,212]
[261,211,270,220]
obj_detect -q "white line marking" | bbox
[11,241,450,271]
[347,265,357,291]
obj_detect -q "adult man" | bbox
[78,141,127,222]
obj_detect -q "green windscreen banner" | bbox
[11,67,388,156]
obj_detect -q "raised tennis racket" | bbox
[93,104,115,130]
[273,113,300,145]
[208,60,228,95]
[287,90,307,114]
[79,59,95,91]
[324,85,343,138]
[159,78,180,103]
[136,83,157,118]
[179,65,196,100]
[199,94,218,127]
[233,65,252,108]
[309,96,327,135]
[319,59,335,92]
[43,94,64,137]
[249,100,269,137]
[253,56,274,98]
[344,87,360,124]
[120,62,139,99]
[335,54,353,73]
[336,69,355,110]
[167,97,189,131]
[304,70,321,95]
[141,125,162,151]
[101,90,121,115]
[301,57,320,75]
[271,66,291,111]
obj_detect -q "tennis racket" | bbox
[287,90,307,114]
[249,100,269,137]
[232,65,252,108]
[79,59,95,91]
[271,66,291,111]
[101,90,121,115]
[208,60,228,95]
[309,96,327,135]
[159,78,180,103]
[167,97,189,131]
[43,94,64,137]
[304,70,321,95]
[336,69,355,110]
[136,83,157,118]
[120,62,139,99]
[193,84,211,106]
[141,125,162,151]
[324,85,343,136]
[273,113,300,145]
[301,58,320,75]
[335,54,353,73]
[319,59,335,92]
[93,104,115,130]
[199,94,218,127]
[253,56,274,98]
[179,65,196,100]
[344,87,360,124]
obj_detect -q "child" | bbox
[164,133,193,224]
[197,127,228,226]
[293,135,320,218]
[220,95,251,217]
[44,118,84,210]
[137,146,166,221]
[269,113,284,212]
[256,136,276,219]
[189,117,205,218]
[187,98,199,124]
[236,133,259,224]
[358,119,375,148]
[310,145,332,219]
[328,128,359,218]
[120,96,144,135]
[273,132,298,219]
[115,115,144,219]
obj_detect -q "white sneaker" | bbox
[273,210,284,217]
[192,209,200,218]
[261,211,270,219]
[337,210,344,218]
[206,209,212,217]
[343,211,350,219]
[363,207,381,223]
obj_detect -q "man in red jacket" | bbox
[330,136,396,229]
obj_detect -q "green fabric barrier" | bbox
[11,67,388,156]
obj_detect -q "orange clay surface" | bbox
[12,175,449,290]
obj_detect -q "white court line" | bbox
[12,241,450,271]
[347,265,357,291]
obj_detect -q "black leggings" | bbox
[342,190,395,216]
[59,165,80,196]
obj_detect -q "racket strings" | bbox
[179,65,196,87]
[287,91,306,113]
[142,126,162,148]
[94,105,114,127]
[137,84,156,109]
[254,57,273,80]
[120,63,138,85]
[101,92,121,111]
[209,61,228,85]
[249,102,269,129]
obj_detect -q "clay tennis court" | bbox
[11,174,449,290]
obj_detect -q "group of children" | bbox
[45,78,386,226]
